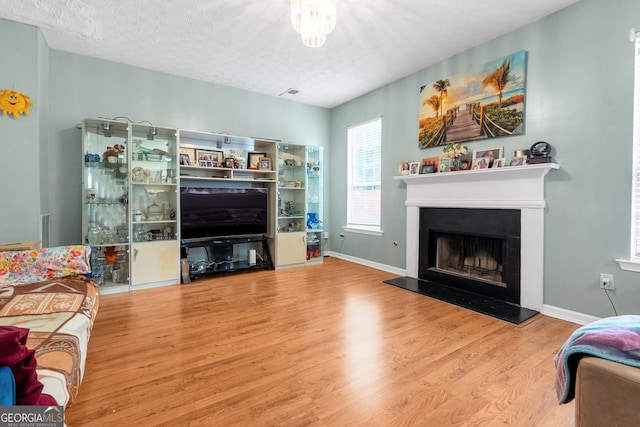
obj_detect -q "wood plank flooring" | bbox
[65,257,577,426]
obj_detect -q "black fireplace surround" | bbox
[418,208,521,304]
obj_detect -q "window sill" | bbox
[343,226,384,237]
[616,258,640,272]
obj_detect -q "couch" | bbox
[575,356,640,426]
[0,246,99,408]
[554,315,640,427]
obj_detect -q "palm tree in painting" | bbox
[422,94,441,117]
[432,79,450,117]
[482,58,511,108]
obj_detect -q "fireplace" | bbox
[396,164,559,312]
[418,208,520,304]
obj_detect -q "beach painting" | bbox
[418,50,526,148]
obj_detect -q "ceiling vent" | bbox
[279,88,300,97]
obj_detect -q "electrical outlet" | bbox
[600,273,615,290]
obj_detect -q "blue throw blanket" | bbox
[554,315,640,403]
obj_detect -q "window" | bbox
[346,117,382,235]
[619,30,640,272]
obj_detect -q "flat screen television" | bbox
[180,187,268,241]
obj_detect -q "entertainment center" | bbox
[81,118,324,293]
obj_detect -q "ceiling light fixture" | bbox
[291,0,337,48]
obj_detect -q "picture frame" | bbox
[199,160,212,168]
[472,157,491,170]
[491,158,505,168]
[409,162,420,175]
[179,147,196,166]
[258,157,272,170]
[438,157,452,173]
[472,146,503,167]
[421,156,439,173]
[510,156,528,166]
[459,159,472,170]
[420,163,435,174]
[418,50,526,148]
[514,148,530,159]
[195,149,223,166]
[398,160,412,175]
[248,152,266,169]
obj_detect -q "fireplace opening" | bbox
[433,232,505,287]
[419,208,521,304]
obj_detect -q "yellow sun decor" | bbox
[0,89,34,119]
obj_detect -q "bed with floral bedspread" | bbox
[0,246,99,408]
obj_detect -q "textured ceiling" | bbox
[0,0,580,108]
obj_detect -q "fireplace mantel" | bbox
[394,163,559,209]
[396,163,559,311]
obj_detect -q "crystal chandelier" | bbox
[291,0,337,48]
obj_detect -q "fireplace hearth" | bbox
[383,276,538,324]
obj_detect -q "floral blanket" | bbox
[554,315,640,404]
[0,246,99,408]
[0,246,91,287]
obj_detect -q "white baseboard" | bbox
[541,304,600,325]
[99,280,178,295]
[327,252,599,326]
[132,279,178,291]
[326,251,406,276]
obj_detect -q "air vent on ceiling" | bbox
[279,88,300,97]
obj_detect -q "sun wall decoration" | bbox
[0,89,34,119]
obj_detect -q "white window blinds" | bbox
[616,31,640,271]
[632,33,640,259]
[347,118,382,231]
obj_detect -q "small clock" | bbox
[529,141,552,164]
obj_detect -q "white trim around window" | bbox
[619,29,640,273]
[343,226,384,237]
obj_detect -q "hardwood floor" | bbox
[66,257,577,426]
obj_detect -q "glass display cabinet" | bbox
[128,123,180,287]
[82,119,131,291]
[276,143,324,267]
[305,146,323,263]
[81,119,180,292]
[276,144,307,266]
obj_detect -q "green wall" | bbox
[0,19,43,242]
[329,0,640,317]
